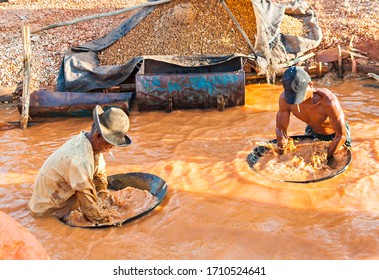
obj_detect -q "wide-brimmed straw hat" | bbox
[93,105,132,146]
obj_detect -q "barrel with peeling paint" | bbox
[135,57,245,111]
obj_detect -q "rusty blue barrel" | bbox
[136,56,245,111]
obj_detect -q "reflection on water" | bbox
[0,77,378,259]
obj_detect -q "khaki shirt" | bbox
[28,132,108,222]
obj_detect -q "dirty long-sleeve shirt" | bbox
[28,131,109,222]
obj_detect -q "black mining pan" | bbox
[246,135,352,184]
[61,172,168,228]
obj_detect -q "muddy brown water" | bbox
[0,77,378,260]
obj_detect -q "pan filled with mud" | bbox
[62,172,168,228]
[247,135,352,183]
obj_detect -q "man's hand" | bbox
[327,156,338,169]
[276,146,285,155]
[98,189,115,205]
[276,139,288,155]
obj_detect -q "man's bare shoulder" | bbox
[314,88,343,116]
[278,91,290,108]
[314,87,337,98]
[314,88,339,103]
[278,91,286,99]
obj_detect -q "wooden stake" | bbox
[350,52,357,74]
[20,24,32,129]
[317,62,323,77]
[337,45,343,79]
[349,35,355,49]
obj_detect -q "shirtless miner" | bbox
[275,66,352,168]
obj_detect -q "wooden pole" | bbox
[337,45,343,79]
[317,62,323,77]
[245,65,329,81]
[350,52,357,74]
[20,24,32,129]
[277,52,315,68]
[31,0,172,34]
[220,0,255,52]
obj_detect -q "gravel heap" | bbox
[0,0,378,92]
[277,0,379,50]
[99,0,257,65]
[98,0,309,66]
[280,15,308,37]
[0,0,147,91]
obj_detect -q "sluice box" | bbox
[135,57,245,111]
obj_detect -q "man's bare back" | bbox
[284,88,341,135]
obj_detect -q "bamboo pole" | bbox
[277,52,315,68]
[20,24,32,129]
[245,65,329,81]
[220,0,255,52]
[31,0,172,34]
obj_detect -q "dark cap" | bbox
[282,66,311,104]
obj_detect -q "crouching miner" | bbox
[28,105,132,223]
[275,66,352,168]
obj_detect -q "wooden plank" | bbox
[343,63,379,75]
[315,48,350,63]
[277,52,315,68]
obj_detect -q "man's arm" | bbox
[93,153,114,203]
[93,173,114,204]
[323,91,347,159]
[68,154,111,223]
[93,153,108,192]
[76,181,110,223]
[275,93,291,154]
